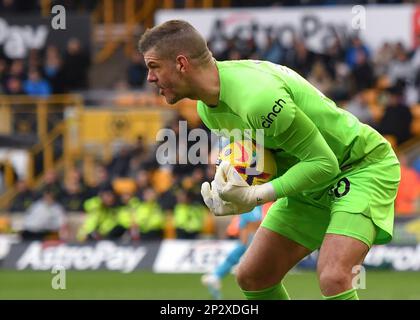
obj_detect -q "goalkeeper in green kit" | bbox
[139,20,401,300]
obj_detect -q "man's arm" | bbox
[244,84,340,198]
[218,87,340,212]
[269,107,340,198]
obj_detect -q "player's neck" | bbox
[190,61,220,107]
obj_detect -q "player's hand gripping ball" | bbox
[216,140,277,186]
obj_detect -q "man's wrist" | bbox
[254,182,277,205]
[270,178,285,198]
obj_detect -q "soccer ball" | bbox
[217,140,277,186]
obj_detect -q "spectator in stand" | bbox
[127,51,148,89]
[373,42,394,77]
[85,163,110,199]
[180,167,206,204]
[377,82,413,146]
[66,166,84,186]
[107,145,132,178]
[35,168,64,201]
[133,188,165,240]
[387,44,412,87]
[61,37,90,91]
[350,50,375,93]
[286,38,317,77]
[328,59,351,102]
[4,77,24,95]
[395,155,420,215]
[78,183,126,241]
[0,0,17,12]
[0,58,7,92]
[307,59,334,97]
[9,180,34,212]
[8,59,25,79]
[412,36,420,100]
[43,45,65,93]
[27,49,42,72]
[134,169,151,201]
[207,19,230,61]
[323,37,345,80]
[345,93,375,126]
[116,181,141,241]
[345,35,370,70]
[163,116,197,180]
[232,23,259,59]
[0,0,39,12]
[23,68,52,97]
[413,156,420,175]
[174,189,207,239]
[20,187,67,241]
[414,69,420,104]
[128,135,151,176]
[259,27,283,64]
[158,186,177,213]
[61,179,85,212]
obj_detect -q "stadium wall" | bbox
[0,15,91,60]
[1,231,420,272]
[156,4,419,53]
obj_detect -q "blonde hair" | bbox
[139,20,212,65]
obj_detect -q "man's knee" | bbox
[235,264,262,291]
[317,233,370,296]
[235,263,284,291]
[318,265,352,296]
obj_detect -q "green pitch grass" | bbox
[0,270,419,300]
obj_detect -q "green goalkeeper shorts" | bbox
[261,146,401,251]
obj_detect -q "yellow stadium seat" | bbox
[376,75,391,90]
[113,178,137,195]
[0,216,11,233]
[152,168,174,193]
[202,212,215,236]
[410,104,420,136]
[164,214,176,239]
[361,89,378,105]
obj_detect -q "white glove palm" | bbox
[200,180,237,216]
[201,161,278,215]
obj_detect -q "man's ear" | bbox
[176,55,189,73]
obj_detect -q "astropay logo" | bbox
[0,18,48,59]
[16,241,147,273]
[261,98,286,128]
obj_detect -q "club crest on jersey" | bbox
[261,98,286,128]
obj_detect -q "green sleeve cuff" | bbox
[271,179,285,199]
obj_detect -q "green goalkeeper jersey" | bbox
[197,60,390,198]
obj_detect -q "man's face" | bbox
[143,48,186,104]
[100,191,115,206]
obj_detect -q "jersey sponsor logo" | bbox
[261,98,286,128]
[329,177,351,198]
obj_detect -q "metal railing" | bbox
[93,0,231,63]
[0,94,83,210]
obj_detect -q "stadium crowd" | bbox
[1,0,420,243]
[0,0,413,13]
[7,117,216,242]
[0,38,90,96]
